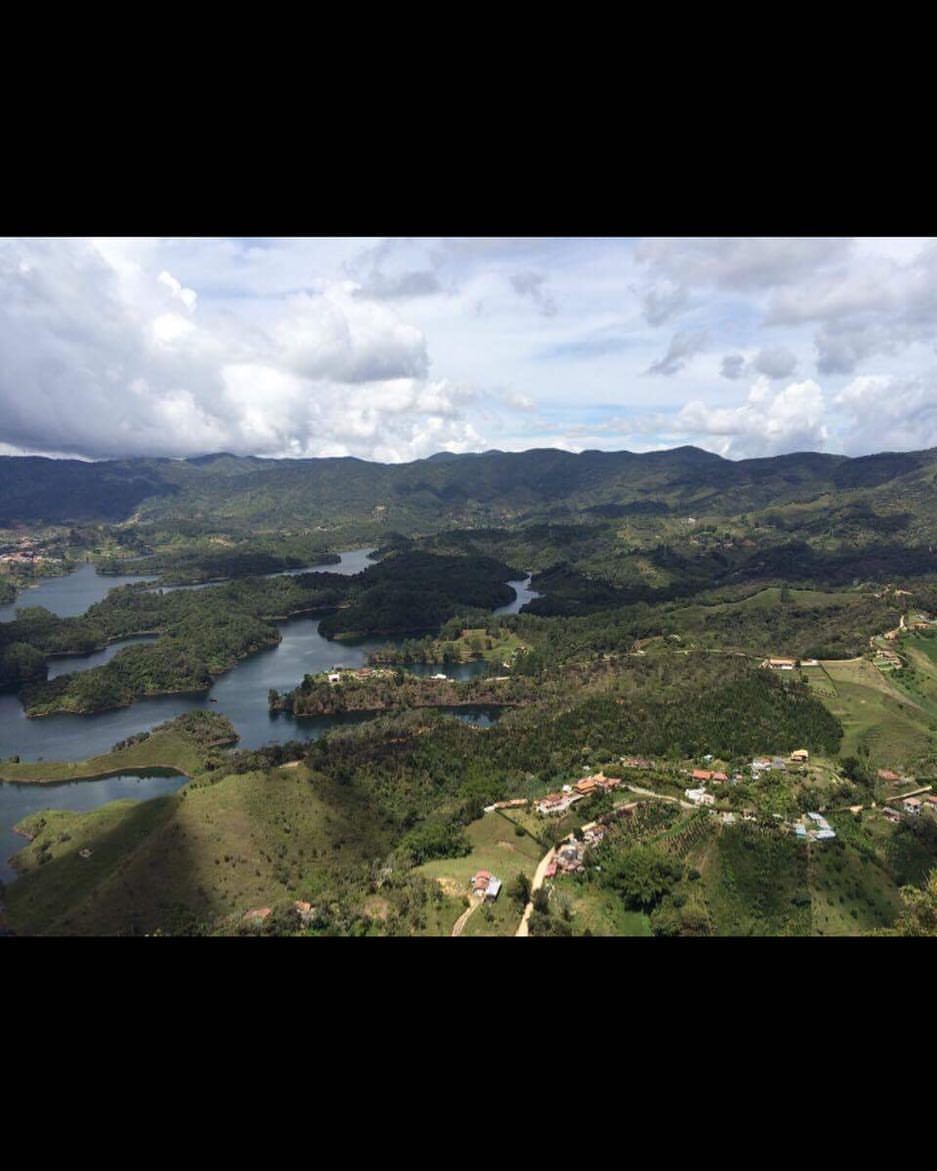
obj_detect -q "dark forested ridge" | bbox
[4,444,937,533]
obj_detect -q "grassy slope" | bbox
[809,657,935,770]
[0,727,214,783]
[6,763,390,936]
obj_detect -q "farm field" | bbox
[809,658,934,770]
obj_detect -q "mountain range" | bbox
[2,445,937,537]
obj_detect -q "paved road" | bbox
[515,846,556,938]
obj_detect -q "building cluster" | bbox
[690,767,728,783]
[760,657,820,671]
[325,666,395,685]
[536,773,621,816]
[883,794,937,821]
[751,749,808,777]
[545,838,586,878]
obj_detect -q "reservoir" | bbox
[0,548,518,762]
[0,548,520,878]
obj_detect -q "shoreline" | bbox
[0,763,193,786]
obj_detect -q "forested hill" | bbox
[3,445,937,532]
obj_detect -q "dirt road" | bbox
[451,896,481,937]
[515,846,556,938]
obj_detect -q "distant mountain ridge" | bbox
[1,444,936,531]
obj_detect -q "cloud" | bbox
[834,373,937,454]
[646,329,708,376]
[721,354,747,380]
[273,289,430,383]
[636,237,852,291]
[671,377,828,457]
[0,240,478,462]
[509,271,557,316]
[639,281,689,326]
[753,346,798,379]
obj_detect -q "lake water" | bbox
[0,562,159,623]
[493,576,541,615]
[0,547,513,882]
[0,770,187,885]
[46,634,159,680]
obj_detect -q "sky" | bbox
[2,235,937,464]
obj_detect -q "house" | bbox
[761,657,796,670]
[922,794,937,814]
[575,773,622,796]
[685,787,715,806]
[536,792,579,816]
[555,840,585,873]
[691,768,714,782]
[575,776,602,796]
[903,797,922,815]
[877,769,901,783]
[327,673,342,685]
[882,807,902,824]
[621,756,653,769]
[751,757,773,774]
[471,871,502,899]
[242,907,272,925]
[789,749,809,764]
[711,771,729,783]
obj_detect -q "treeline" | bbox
[272,671,533,718]
[98,539,341,585]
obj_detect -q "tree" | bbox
[508,870,531,906]
[894,869,937,936]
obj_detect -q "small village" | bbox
[461,741,937,928]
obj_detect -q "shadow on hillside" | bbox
[5,791,198,936]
